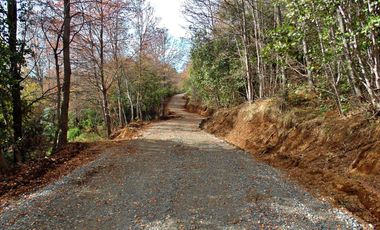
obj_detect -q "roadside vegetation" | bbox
[0,0,184,172]
[183,0,379,114]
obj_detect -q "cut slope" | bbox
[202,99,380,225]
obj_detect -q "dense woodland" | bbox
[183,0,380,113]
[0,0,184,169]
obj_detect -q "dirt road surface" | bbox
[0,94,366,229]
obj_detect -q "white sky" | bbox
[149,0,188,38]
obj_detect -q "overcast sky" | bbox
[149,0,188,38]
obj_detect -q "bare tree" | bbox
[57,0,72,148]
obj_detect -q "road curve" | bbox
[0,94,365,229]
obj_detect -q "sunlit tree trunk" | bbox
[301,34,313,88]
[337,7,362,99]
[241,0,254,102]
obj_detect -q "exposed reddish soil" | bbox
[111,121,149,140]
[189,99,380,226]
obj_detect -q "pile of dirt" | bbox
[112,127,138,140]
[202,99,380,226]
[111,121,149,140]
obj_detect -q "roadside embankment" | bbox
[188,97,380,226]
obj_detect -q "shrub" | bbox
[68,128,81,141]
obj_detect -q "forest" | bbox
[0,0,184,170]
[183,0,380,113]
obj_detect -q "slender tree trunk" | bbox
[57,0,72,149]
[117,79,126,127]
[136,93,143,120]
[52,51,61,152]
[122,106,127,125]
[315,20,343,115]
[274,4,287,97]
[124,77,134,122]
[252,0,264,98]
[99,2,112,138]
[7,0,23,163]
[369,32,380,90]
[101,89,112,137]
[367,0,380,90]
[111,16,126,128]
[302,37,313,89]
[343,4,380,110]
[241,0,254,102]
[352,32,380,110]
[337,7,362,99]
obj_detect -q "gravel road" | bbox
[0,94,367,229]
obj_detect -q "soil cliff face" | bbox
[198,99,380,225]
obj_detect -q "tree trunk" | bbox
[366,0,380,91]
[57,0,71,149]
[112,18,126,128]
[124,77,134,122]
[101,89,112,137]
[241,0,254,102]
[337,7,362,99]
[52,51,61,152]
[99,1,112,138]
[276,5,287,97]
[7,0,23,163]
[302,37,313,89]
[117,79,126,127]
[252,0,264,98]
[315,20,343,115]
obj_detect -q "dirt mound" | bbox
[112,127,137,140]
[111,121,149,140]
[203,99,380,226]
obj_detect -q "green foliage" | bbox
[186,37,244,107]
[109,58,177,121]
[140,72,175,117]
[74,133,103,142]
[41,108,57,141]
[68,128,81,141]
[66,108,104,141]
[78,109,102,131]
[0,39,12,158]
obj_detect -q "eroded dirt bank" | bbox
[198,98,380,226]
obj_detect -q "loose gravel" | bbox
[0,94,368,229]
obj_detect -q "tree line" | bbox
[0,0,183,169]
[183,0,380,114]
